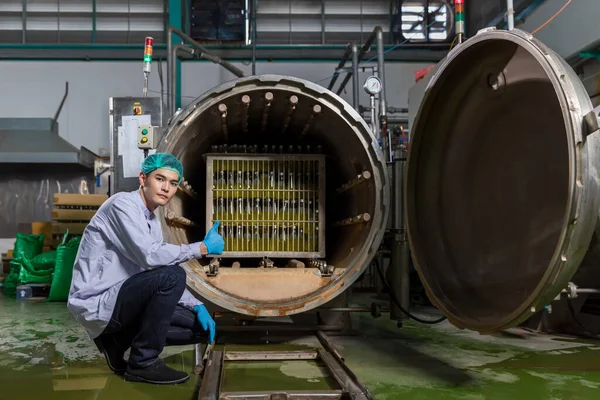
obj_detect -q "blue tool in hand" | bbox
[193,304,216,344]
[203,220,224,255]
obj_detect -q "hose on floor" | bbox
[374,258,447,324]
[567,299,600,336]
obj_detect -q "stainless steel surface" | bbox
[406,28,600,333]
[205,154,326,258]
[157,74,389,317]
[109,97,163,195]
[0,118,97,167]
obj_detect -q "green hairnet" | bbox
[141,152,183,183]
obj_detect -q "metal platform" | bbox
[195,331,372,400]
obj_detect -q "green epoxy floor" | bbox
[1,295,600,399]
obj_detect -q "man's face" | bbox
[139,168,180,209]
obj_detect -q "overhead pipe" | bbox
[167,26,244,116]
[351,43,359,110]
[169,44,195,117]
[327,43,353,91]
[376,26,389,163]
[335,26,380,96]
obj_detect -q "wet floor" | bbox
[1,295,600,399]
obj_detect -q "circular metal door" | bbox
[406,28,600,333]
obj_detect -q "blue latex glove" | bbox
[193,304,216,344]
[203,220,224,255]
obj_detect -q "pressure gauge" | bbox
[363,76,382,95]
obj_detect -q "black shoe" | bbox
[124,359,190,385]
[94,336,127,374]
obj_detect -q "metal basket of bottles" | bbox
[205,153,326,258]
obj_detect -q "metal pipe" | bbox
[376,26,391,164]
[336,171,372,194]
[335,26,380,98]
[360,105,408,115]
[251,0,257,74]
[241,94,250,133]
[261,92,273,132]
[576,288,600,294]
[390,150,409,321]
[334,213,371,227]
[300,104,322,138]
[218,103,229,140]
[170,45,194,117]
[314,307,389,313]
[507,0,515,30]
[360,27,378,57]
[351,43,359,111]
[165,210,198,227]
[328,43,352,90]
[217,324,343,332]
[370,95,378,138]
[363,115,408,125]
[167,26,244,116]
[376,27,386,120]
[335,32,375,94]
[281,95,299,134]
[321,0,326,44]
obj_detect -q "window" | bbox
[394,0,453,43]
[0,0,167,44]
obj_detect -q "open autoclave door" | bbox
[406,28,600,334]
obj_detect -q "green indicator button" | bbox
[142,129,148,135]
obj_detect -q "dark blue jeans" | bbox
[98,265,206,367]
